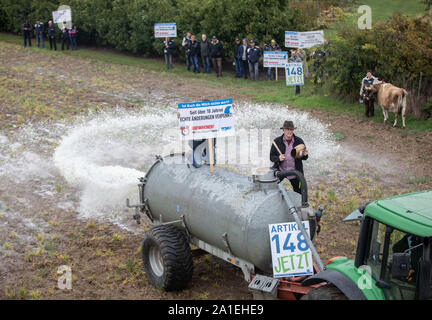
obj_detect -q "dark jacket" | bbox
[200,39,211,57]
[247,46,260,64]
[182,37,191,54]
[189,40,200,56]
[61,28,69,39]
[264,43,281,52]
[270,134,308,174]
[34,22,44,35]
[22,22,32,35]
[234,43,242,59]
[47,25,56,38]
[210,40,224,58]
[163,39,175,55]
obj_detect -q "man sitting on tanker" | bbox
[270,120,308,194]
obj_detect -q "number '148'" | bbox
[272,232,309,254]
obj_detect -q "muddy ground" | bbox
[0,40,431,300]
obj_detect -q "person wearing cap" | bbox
[264,39,281,80]
[360,70,376,117]
[234,38,242,77]
[210,36,224,77]
[247,40,260,81]
[239,38,250,79]
[34,19,44,48]
[270,120,308,194]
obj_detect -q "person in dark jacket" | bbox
[360,70,376,117]
[47,20,57,51]
[163,37,175,69]
[234,38,242,77]
[210,36,224,77]
[34,19,44,48]
[22,20,32,48]
[60,24,70,50]
[182,32,192,71]
[200,34,211,73]
[264,39,281,80]
[68,25,77,50]
[247,40,260,81]
[270,120,308,194]
[239,38,249,79]
[189,35,200,73]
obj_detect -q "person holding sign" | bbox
[163,37,175,70]
[270,120,308,194]
[264,39,280,81]
[289,49,302,94]
[60,24,70,50]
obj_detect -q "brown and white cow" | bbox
[372,80,408,128]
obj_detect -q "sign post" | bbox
[178,99,235,173]
[268,221,314,278]
[284,30,324,49]
[154,23,177,38]
[263,51,288,82]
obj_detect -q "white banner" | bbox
[285,63,304,86]
[269,221,314,278]
[52,9,72,24]
[154,23,177,38]
[178,99,235,140]
[263,51,288,68]
[285,30,324,48]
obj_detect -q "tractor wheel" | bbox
[141,224,193,291]
[300,284,348,300]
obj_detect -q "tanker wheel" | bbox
[300,284,348,300]
[141,224,193,291]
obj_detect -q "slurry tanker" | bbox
[127,153,432,300]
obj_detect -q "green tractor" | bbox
[301,190,432,300]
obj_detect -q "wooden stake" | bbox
[275,67,278,81]
[272,141,283,156]
[208,138,214,173]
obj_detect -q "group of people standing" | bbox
[22,19,77,51]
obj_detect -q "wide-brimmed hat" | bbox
[280,120,296,130]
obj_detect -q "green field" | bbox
[1,28,431,132]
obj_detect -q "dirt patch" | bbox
[0,41,431,300]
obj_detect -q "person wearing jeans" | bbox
[163,37,175,69]
[264,39,281,80]
[34,19,44,48]
[68,25,77,50]
[240,39,249,79]
[234,38,242,77]
[247,40,260,81]
[182,32,192,71]
[189,35,200,73]
[200,34,211,73]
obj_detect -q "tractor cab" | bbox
[302,190,432,300]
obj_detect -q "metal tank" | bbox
[137,154,317,274]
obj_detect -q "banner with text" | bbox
[154,23,177,38]
[263,51,288,68]
[285,63,304,86]
[285,30,324,48]
[178,99,235,140]
[52,9,72,24]
[269,221,314,278]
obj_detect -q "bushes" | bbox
[0,0,315,58]
[321,13,432,118]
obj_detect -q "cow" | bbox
[372,80,408,128]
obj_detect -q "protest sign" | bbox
[154,23,177,38]
[178,99,235,140]
[285,30,324,48]
[263,51,288,68]
[269,221,314,278]
[285,63,304,86]
[52,9,72,24]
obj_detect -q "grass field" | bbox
[1,32,431,133]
